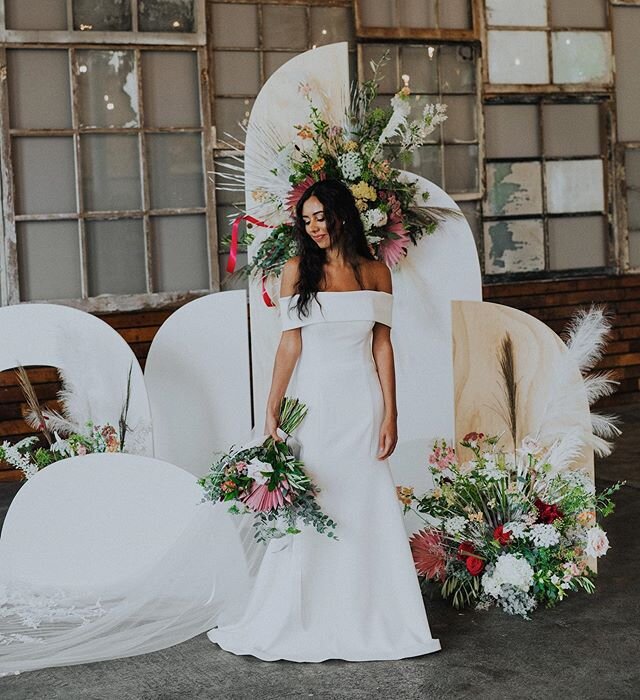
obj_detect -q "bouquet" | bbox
[217,55,455,280]
[199,397,337,543]
[400,432,622,618]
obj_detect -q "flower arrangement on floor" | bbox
[400,432,622,618]
[0,365,134,479]
[217,55,456,282]
[199,397,337,543]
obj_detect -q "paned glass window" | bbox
[356,0,472,31]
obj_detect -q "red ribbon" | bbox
[227,215,275,274]
[227,215,277,307]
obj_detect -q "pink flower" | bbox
[585,527,610,558]
[378,212,410,267]
[410,529,447,581]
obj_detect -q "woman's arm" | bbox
[264,258,302,440]
[372,263,397,460]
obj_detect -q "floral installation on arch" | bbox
[216,55,456,284]
[398,432,623,618]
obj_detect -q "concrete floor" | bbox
[1,406,639,700]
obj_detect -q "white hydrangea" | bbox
[528,523,561,548]
[503,521,528,539]
[559,468,596,495]
[246,458,273,486]
[361,208,388,232]
[337,152,363,181]
[482,553,534,598]
[444,515,467,536]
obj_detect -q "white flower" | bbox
[444,515,467,536]
[337,152,363,181]
[519,435,542,455]
[361,208,388,232]
[585,527,610,558]
[246,458,273,486]
[503,521,527,539]
[482,553,534,598]
[550,574,560,585]
[528,523,561,548]
[560,468,596,495]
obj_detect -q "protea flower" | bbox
[378,213,410,267]
[410,529,447,581]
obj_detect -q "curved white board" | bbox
[0,453,202,589]
[243,43,483,498]
[144,291,252,476]
[0,303,152,454]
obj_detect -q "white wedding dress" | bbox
[209,291,440,661]
[0,291,438,674]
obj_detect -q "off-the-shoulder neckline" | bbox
[280,290,392,301]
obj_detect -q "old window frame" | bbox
[0,0,218,312]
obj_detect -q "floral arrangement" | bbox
[0,364,134,479]
[217,56,453,281]
[400,432,622,618]
[199,397,337,543]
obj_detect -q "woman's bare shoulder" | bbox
[281,257,301,296]
[362,259,392,292]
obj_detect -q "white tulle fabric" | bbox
[208,291,440,661]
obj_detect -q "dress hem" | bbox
[207,631,441,663]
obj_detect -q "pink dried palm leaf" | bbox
[285,173,325,214]
[410,529,447,582]
[378,214,410,268]
[241,481,293,512]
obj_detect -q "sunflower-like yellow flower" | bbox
[311,157,325,172]
[350,181,377,202]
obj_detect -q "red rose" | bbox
[465,555,485,576]
[534,498,563,524]
[457,541,475,560]
[493,524,511,546]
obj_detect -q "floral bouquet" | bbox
[217,55,455,280]
[400,432,622,618]
[199,397,337,543]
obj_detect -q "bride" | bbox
[0,179,438,674]
[208,179,439,661]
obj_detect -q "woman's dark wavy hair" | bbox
[293,179,374,317]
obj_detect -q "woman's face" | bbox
[301,196,331,249]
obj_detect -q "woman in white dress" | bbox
[208,179,440,661]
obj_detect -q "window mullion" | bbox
[135,47,153,294]
[131,0,139,33]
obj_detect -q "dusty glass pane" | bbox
[6,0,67,30]
[214,51,260,96]
[545,159,605,213]
[442,95,476,143]
[398,0,437,28]
[399,46,438,94]
[543,104,601,157]
[550,0,607,29]
[625,149,640,189]
[138,0,195,32]
[548,216,607,269]
[73,0,131,31]
[310,7,354,46]
[216,205,241,245]
[7,50,72,129]
[444,144,479,193]
[17,221,81,301]
[408,146,442,186]
[147,133,204,209]
[361,45,399,95]
[485,162,543,217]
[76,50,139,128]
[440,45,476,93]
[484,104,540,158]
[214,98,254,143]
[152,215,208,292]
[485,0,548,27]
[211,4,258,48]
[142,52,200,127]
[439,0,472,29]
[629,231,640,268]
[81,135,141,212]
[484,219,545,274]
[552,32,612,84]
[87,219,146,296]
[488,31,549,84]
[264,52,299,80]
[13,137,76,215]
[358,0,394,26]
[627,190,640,230]
[262,5,307,50]
[612,7,640,142]
[220,252,248,290]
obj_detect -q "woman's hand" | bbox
[377,415,398,460]
[264,411,282,442]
